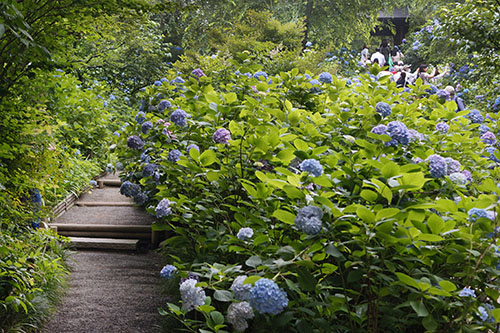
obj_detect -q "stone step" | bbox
[79,187,132,203]
[75,201,134,207]
[61,231,151,239]
[51,223,151,232]
[55,206,155,226]
[98,179,122,188]
[68,237,139,250]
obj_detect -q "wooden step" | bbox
[69,237,139,250]
[75,201,134,207]
[51,224,150,232]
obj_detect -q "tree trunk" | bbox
[302,0,313,49]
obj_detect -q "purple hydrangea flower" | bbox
[427,154,447,178]
[295,205,323,235]
[191,68,206,78]
[142,163,157,177]
[248,278,288,315]
[481,131,497,145]
[156,198,172,218]
[237,227,254,240]
[318,72,333,83]
[409,129,424,142]
[120,181,141,198]
[133,191,148,205]
[435,122,449,133]
[479,124,491,134]
[168,149,182,162]
[170,109,188,127]
[299,159,323,177]
[375,102,392,118]
[127,135,145,150]
[135,111,146,124]
[467,109,484,124]
[387,121,411,146]
[445,158,461,174]
[187,144,200,153]
[462,170,472,183]
[213,128,231,144]
[160,265,177,279]
[179,272,200,285]
[158,100,172,112]
[371,124,388,135]
[486,146,500,162]
[141,121,153,134]
[89,180,97,187]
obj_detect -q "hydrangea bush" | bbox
[115,61,500,332]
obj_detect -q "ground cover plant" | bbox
[115,61,500,332]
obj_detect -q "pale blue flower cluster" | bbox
[409,129,424,142]
[467,109,484,123]
[168,149,182,163]
[253,71,268,80]
[318,72,333,84]
[231,275,252,300]
[213,128,231,144]
[160,264,177,279]
[142,163,157,177]
[156,199,172,218]
[295,205,323,235]
[449,172,467,185]
[458,287,476,297]
[375,102,392,118]
[237,227,254,240]
[248,278,288,315]
[180,279,206,311]
[127,135,145,150]
[89,180,97,187]
[299,159,323,177]
[427,154,447,178]
[468,208,494,222]
[187,144,200,153]
[435,122,449,133]
[481,131,497,145]
[478,304,495,323]
[170,109,188,127]
[226,302,254,332]
[106,163,114,173]
[305,41,313,48]
[141,121,153,134]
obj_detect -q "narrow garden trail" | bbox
[44,175,165,333]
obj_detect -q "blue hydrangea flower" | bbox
[309,79,321,93]
[180,279,206,312]
[113,131,120,137]
[387,121,411,146]
[187,144,199,153]
[305,41,313,48]
[409,129,424,142]
[237,227,254,240]
[248,278,288,315]
[156,198,172,218]
[133,191,148,205]
[160,265,177,279]
[135,111,146,124]
[458,287,476,297]
[29,189,41,206]
[427,154,447,178]
[191,68,206,78]
[467,109,484,124]
[371,124,388,135]
[435,122,449,133]
[481,131,497,145]
[120,181,141,198]
[295,205,323,235]
[299,159,323,177]
[171,76,185,84]
[89,180,97,187]
[226,301,254,332]
[462,170,472,183]
[493,96,500,111]
[375,102,392,118]
[213,128,231,144]
[142,163,157,177]
[468,208,491,222]
[444,158,461,174]
[253,71,268,80]
[170,109,188,127]
[154,80,162,86]
[158,100,172,112]
[478,304,495,323]
[127,136,145,150]
[485,146,500,162]
[318,72,333,84]
[231,275,252,300]
[168,149,182,163]
[449,172,467,185]
[304,74,312,80]
[141,121,153,134]
[479,124,491,134]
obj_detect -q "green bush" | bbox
[115,59,500,331]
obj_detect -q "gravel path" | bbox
[44,177,165,332]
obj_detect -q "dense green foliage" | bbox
[116,59,500,331]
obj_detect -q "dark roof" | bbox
[379,7,409,19]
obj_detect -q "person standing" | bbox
[360,44,370,65]
[370,48,385,66]
[392,46,404,64]
[444,86,466,111]
[380,39,391,65]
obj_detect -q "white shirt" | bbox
[370,52,385,66]
[360,48,370,63]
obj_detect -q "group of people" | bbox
[360,39,465,111]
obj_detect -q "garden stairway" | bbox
[44,173,165,332]
[50,173,158,250]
